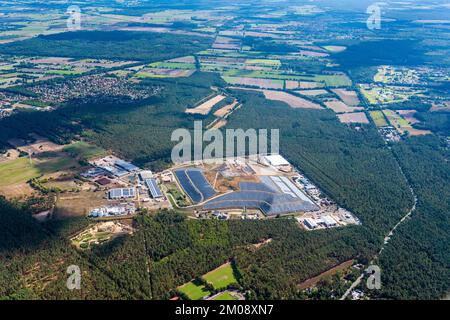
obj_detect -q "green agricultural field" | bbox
[197,50,263,58]
[222,69,351,87]
[222,75,284,88]
[45,70,83,76]
[223,69,282,79]
[177,281,211,300]
[312,74,352,87]
[323,45,347,53]
[381,109,430,136]
[0,157,40,186]
[33,155,79,174]
[359,86,378,105]
[202,263,238,290]
[0,154,79,187]
[21,99,51,108]
[212,291,238,300]
[63,141,106,160]
[0,64,14,71]
[245,59,281,67]
[134,72,165,78]
[148,62,196,70]
[0,72,20,78]
[370,111,388,127]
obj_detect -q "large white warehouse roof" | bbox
[264,154,290,166]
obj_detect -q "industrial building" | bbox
[145,178,163,198]
[90,155,141,178]
[139,170,153,180]
[108,187,136,199]
[103,165,128,177]
[81,167,107,179]
[263,154,292,172]
[115,159,140,172]
[303,218,318,230]
[89,204,136,217]
[322,216,338,227]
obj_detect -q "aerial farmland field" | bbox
[223,76,284,89]
[369,110,389,127]
[63,141,106,160]
[245,59,281,67]
[0,157,40,187]
[337,112,370,124]
[383,109,431,136]
[324,99,363,113]
[261,90,323,109]
[177,281,211,300]
[332,88,360,106]
[202,262,239,290]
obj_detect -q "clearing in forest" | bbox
[186,94,226,115]
[214,100,239,118]
[177,281,211,300]
[202,262,239,290]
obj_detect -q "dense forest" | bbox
[0,31,212,61]
[0,199,377,300]
[415,111,450,135]
[375,136,450,299]
[334,40,425,68]
[0,197,128,300]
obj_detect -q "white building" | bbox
[139,170,153,180]
[303,218,318,230]
[263,154,292,172]
[322,215,338,227]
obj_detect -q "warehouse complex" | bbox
[80,153,358,231]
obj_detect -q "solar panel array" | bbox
[186,169,216,200]
[145,178,163,198]
[279,176,314,203]
[204,176,318,216]
[259,176,280,191]
[174,170,202,203]
[270,176,296,197]
[240,181,276,193]
[109,188,135,199]
[174,169,216,203]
